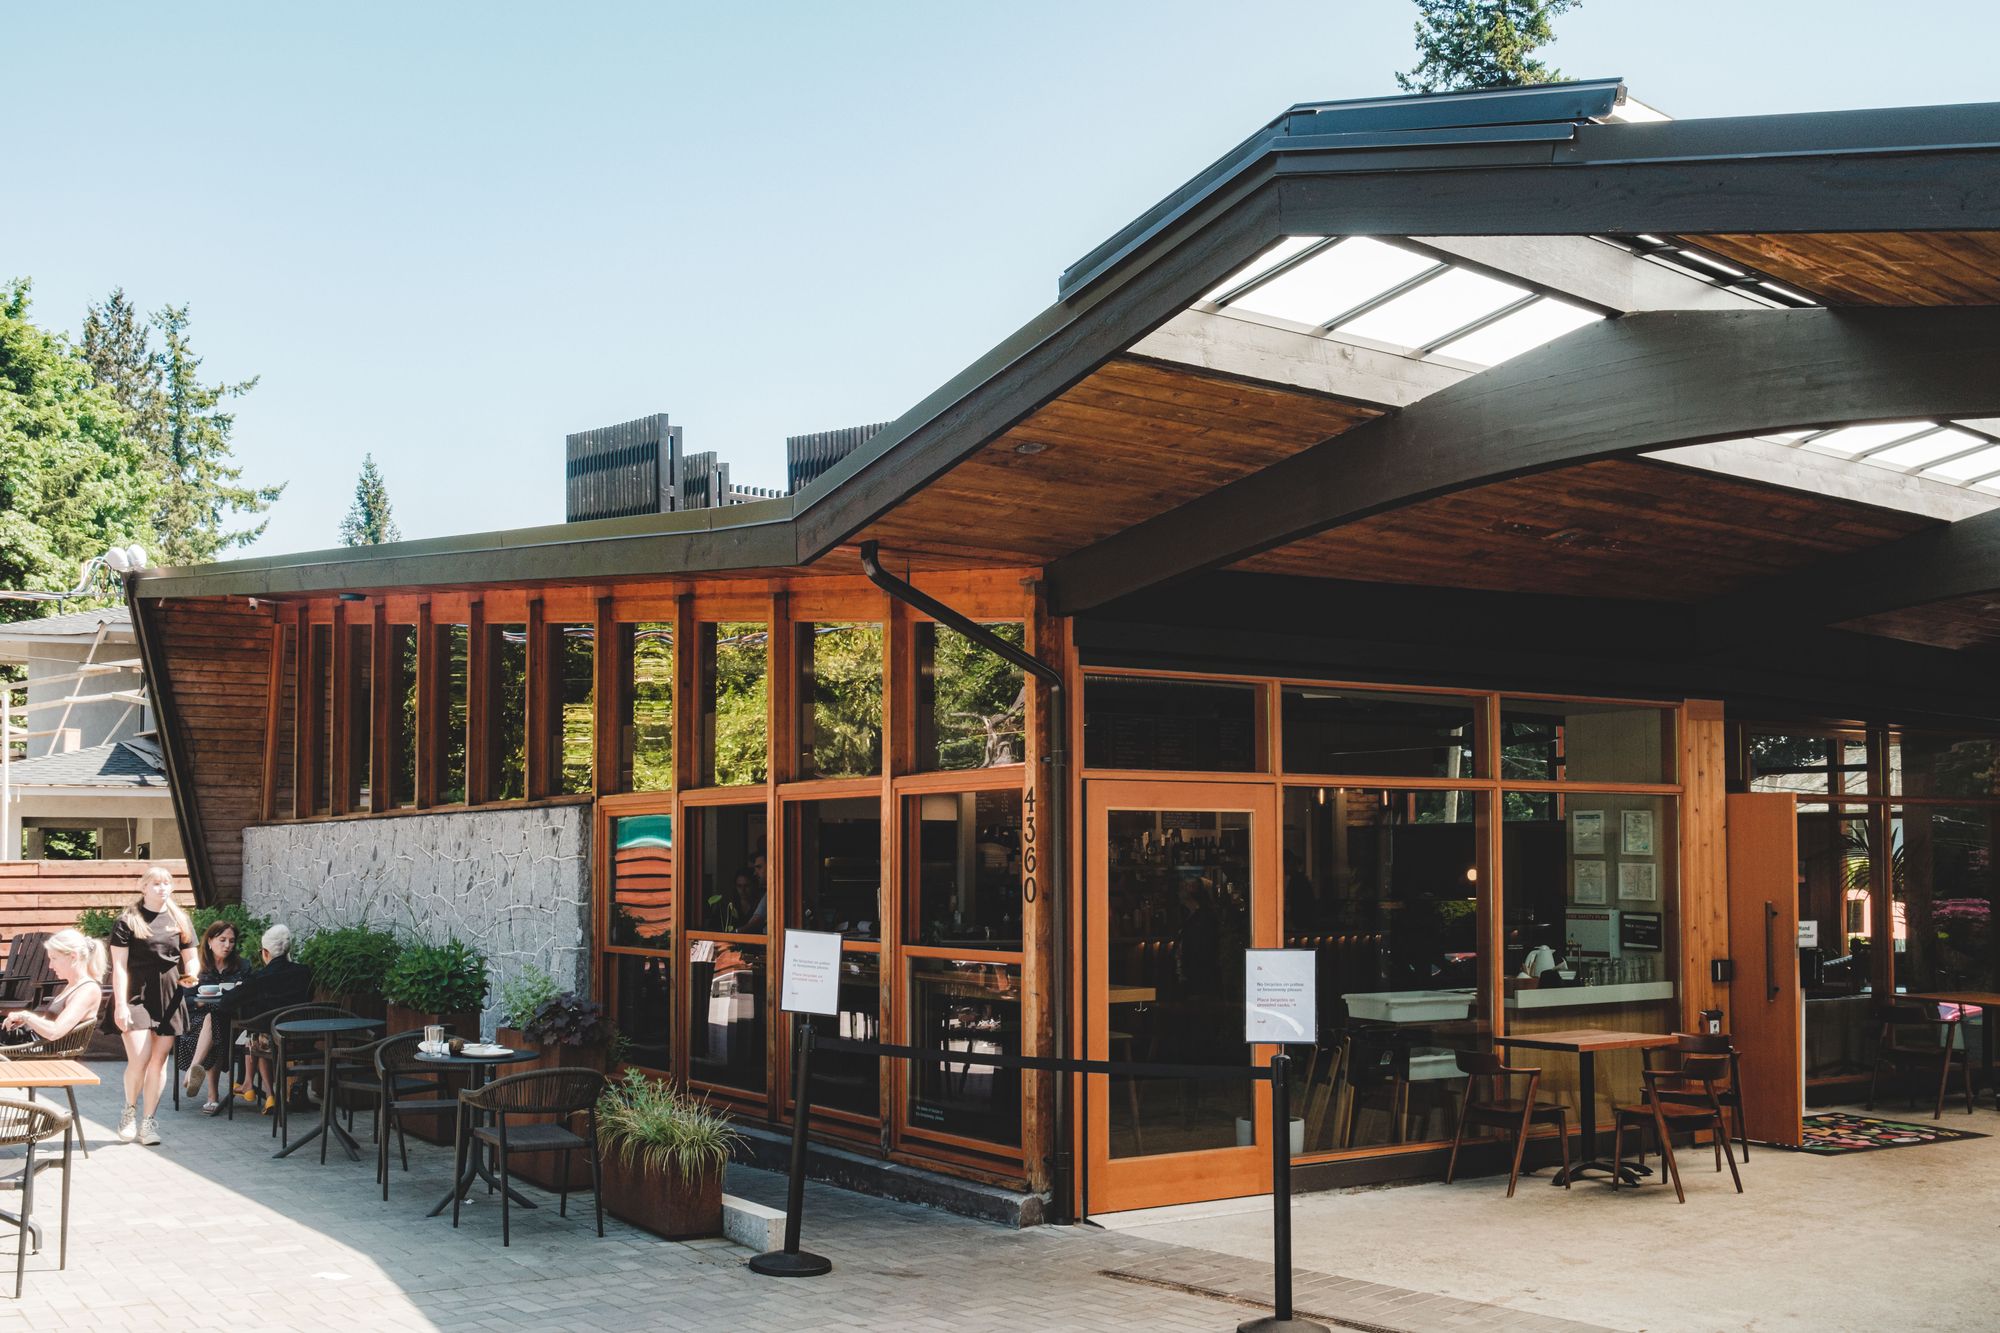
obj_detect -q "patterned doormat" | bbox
[1798,1112,1988,1154]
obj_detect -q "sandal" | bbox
[200,1100,222,1116]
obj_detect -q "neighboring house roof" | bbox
[0,606,134,650]
[2,741,166,790]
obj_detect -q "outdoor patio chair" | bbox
[1443,1050,1570,1197]
[1868,1003,1975,1120]
[0,936,53,1013]
[371,1031,454,1201]
[0,1096,73,1298]
[1646,1032,1749,1164]
[1,1015,98,1158]
[255,1004,358,1147]
[1611,1052,1743,1204]
[452,1068,606,1247]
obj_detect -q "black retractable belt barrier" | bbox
[753,1035,1324,1329]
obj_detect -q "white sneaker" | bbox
[117,1104,137,1141]
[137,1117,161,1147]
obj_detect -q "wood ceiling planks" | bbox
[1234,459,1936,602]
[1839,594,2000,654]
[860,356,1377,564]
[1690,232,2000,306]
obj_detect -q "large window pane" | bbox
[1284,789,1481,1154]
[1085,675,1258,772]
[804,951,880,1118]
[1893,804,1999,994]
[797,622,883,779]
[917,622,1025,771]
[1748,731,1870,797]
[273,625,296,819]
[1800,805,1878,1085]
[610,954,671,1072]
[437,623,468,804]
[791,797,882,940]
[908,958,1021,1147]
[908,790,1022,949]
[701,622,767,786]
[608,813,675,949]
[1501,699,1675,784]
[1282,686,1477,778]
[1106,809,1253,1158]
[487,623,526,800]
[688,940,766,1094]
[1894,733,2000,800]
[389,625,416,808]
[688,803,769,933]
[621,622,673,791]
[551,623,594,795]
[310,624,331,813]
[346,622,373,812]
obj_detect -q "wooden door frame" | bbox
[1082,777,1282,1215]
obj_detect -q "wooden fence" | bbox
[0,859,191,963]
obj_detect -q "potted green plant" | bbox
[381,937,488,1038]
[495,965,560,1047]
[495,970,615,1189]
[595,1069,738,1239]
[294,924,400,1019]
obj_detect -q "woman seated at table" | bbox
[0,929,106,1047]
[205,924,313,1114]
[180,920,249,1114]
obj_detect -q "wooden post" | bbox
[1680,700,1730,1031]
[1021,582,1057,1196]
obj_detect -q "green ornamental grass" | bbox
[596,1069,739,1183]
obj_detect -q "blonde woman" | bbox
[107,865,198,1146]
[0,928,106,1045]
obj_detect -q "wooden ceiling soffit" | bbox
[1233,458,1934,602]
[1836,593,2000,655]
[857,356,1376,565]
[1047,305,2000,615]
[1690,232,2000,306]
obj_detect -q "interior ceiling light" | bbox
[1012,441,1048,456]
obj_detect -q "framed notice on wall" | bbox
[1621,809,1655,856]
[1572,810,1605,855]
[1573,859,1607,905]
[1618,861,1659,903]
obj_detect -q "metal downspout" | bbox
[858,542,1075,1225]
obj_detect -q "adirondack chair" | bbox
[0,933,58,1012]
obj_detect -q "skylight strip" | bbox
[1202,235,1332,306]
[1418,292,1541,354]
[1848,423,1948,461]
[1904,438,2000,474]
[1315,262,1451,331]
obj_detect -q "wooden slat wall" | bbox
[1680,700,1730,1030]
[154,599,276,904]
[1237,459,1936,601]
[0,860,192,963]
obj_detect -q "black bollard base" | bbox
[1235,1317,1329,1332]
[748,1248,833,1277]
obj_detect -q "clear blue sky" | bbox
[11,2,1997,561]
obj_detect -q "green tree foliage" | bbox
[1395,0,1581,93]
[0,280,156,623]
[803,623,883,778]
[711,623,768,785]
[339,452,401,546]
[929,623,1025,770]
[82,294,282,566]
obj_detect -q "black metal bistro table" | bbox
[417,1046,539,1217]
[271,1016,382,1163]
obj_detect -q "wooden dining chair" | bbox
[1868,1003,1975,1120]
[1646,1033,1749,1164]
[452,1068,608,1246]
[1443,1050,1570,1197]
[1611,1052,1743,1203]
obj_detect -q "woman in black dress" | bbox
[108,865,198,1147]
[180,920,249,1113]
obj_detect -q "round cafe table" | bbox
[271,1016,383,1163]
[415,1046,539,1217]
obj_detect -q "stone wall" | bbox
[241,805,591,1036]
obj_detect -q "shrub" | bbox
[295,925,402,997]
[596,1069,739,1183]
[381,937,488,1015]
[499,964,559,1030]
[75,907,117,940]
[523,992,609,1048]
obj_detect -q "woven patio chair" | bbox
[3,1016,99,1158]
[452,1068,606,1246]
[370,1031,454,1201]
[0,1096,74,1297]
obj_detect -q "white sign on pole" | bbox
[1244,948,1317,1044]
[780,929,844,1016]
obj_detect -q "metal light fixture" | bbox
[0,545,147,603]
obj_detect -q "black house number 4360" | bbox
[1021,788,1037,904]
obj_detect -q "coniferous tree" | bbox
[80,288,165,446]
[151,304,282,564]
[339,453,402,546]
[1395,0,1580,94]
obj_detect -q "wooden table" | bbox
[1495,1028,1677,1184]
[1905,991,2000,1098]
[0,1060,99,1090]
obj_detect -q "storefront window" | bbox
[790,798,882,940]
[272,625,296,819]
[797,622,883,779]
[1282,789,1481,1155]
[310,624,331,813]
[907,958,1021,1147]
[607,813,674,948]
[389,625,416,808]
[1799,804,1877,1084]
[436,623,468,804]
[487,623,526,800]
[346,622,372,811]
[804,951,881,1119]
[552,622,594,795]
[907,790,1022,950]
[687,804,769,933]
[1282,686,1477,778]
[610,953,671,1072]
[1748,731,1870,797]
[1893,733,2000,799]
[1502,699,1675,785]
[688,940,766,1094]
[1085,675,1259,772]
[1892,804,1999,994]
[619,622,673,791]
[916,622,1025,771]
[701,622,767,786]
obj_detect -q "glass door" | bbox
[1085,780,1279,1213]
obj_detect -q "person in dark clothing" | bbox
[209,923,314,1112]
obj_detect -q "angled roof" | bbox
[3,741,165,790]
[128,80,2000,603]
[0,606,132,643]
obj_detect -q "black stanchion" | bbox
[1237,1051,1327,1333]
[749,1020,833,1278]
